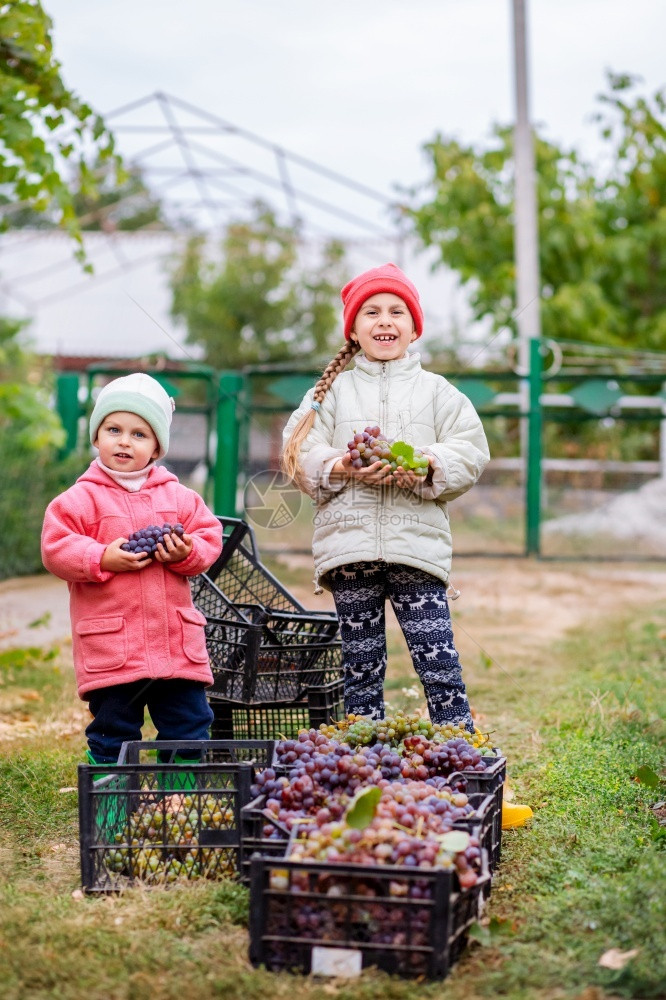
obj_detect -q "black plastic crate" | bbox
[78,745,256,893]
[240,797,291,884]
[461,754,506,870]
[203,606,342,703]
[192,517,305,615]
[118,738,276,769]
[249,851,490,979]
[240,790,494,888]
[190,518,343,704]
[453,792,494,869]
[209,678,345,740]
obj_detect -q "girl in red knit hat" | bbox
[282,263,490,730]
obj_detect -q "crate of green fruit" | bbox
[78,740,263,893]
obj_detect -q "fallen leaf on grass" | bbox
[0,629,18,641]
[634,765,660,789]
[71,889,84,901]
[20,690,42,702]
[58,786,77,794]
[468,916,517,946]
[598,948,639,970]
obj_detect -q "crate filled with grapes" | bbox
[190,518,343,704]
[241,786,494,888]
[240,728,496,886]
[346,425,430,476]
[342,712,506,870]
[78,739,274,893]
[248,786,491,980]
[268,713,505,870]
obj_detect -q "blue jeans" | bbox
[329,562,473,730]
[85,679,214,764]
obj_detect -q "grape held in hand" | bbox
[121,523,184,555]
[346,425,429,475]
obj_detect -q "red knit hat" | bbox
[341,262,424,339]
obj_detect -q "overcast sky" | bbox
[46,0,665,201]
[5,1,665,357]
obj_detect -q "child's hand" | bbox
[101,538,152,573]
[154,530,194,564]
[331,454,394,486]
[393,457,434,489]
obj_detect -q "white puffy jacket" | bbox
[283,352,490,592]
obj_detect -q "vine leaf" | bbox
[346,786,381,829]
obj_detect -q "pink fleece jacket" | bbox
[41,461,222,699]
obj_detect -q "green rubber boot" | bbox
[157,753,198,793]
[86,751,125,840]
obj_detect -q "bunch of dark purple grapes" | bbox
[273,730,339,768]
[274,732,403,778]
[399,734,484,779]
[261,744,394,828]
[427,737,485,773]
[121,523,184,556]
[250,767,290,801]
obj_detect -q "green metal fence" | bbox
[55,342,666,563]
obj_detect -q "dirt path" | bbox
[0,574,72,651]
[282,555,666,660]
[6,559,665,664]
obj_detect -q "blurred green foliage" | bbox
[0,1,121,262]
[0,318,87,580]
[407,72,666,351]
[169,201,349,368]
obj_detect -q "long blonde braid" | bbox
[281,339,361,488]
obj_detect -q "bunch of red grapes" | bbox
[345,426,429,475]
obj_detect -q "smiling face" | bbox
[349,293,418,362]
[94,411,159,472]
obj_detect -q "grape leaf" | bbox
[635,765,661,789]
[390,441,415,466]
[345,786,381,829]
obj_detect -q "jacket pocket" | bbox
[178,607,209,663]
[75,616,127,672]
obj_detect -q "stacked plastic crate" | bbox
[190,517,345,739]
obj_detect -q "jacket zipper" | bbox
[377,362,389,561]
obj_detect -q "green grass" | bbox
[0,593,664,998]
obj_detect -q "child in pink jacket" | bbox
[41,373,222,764]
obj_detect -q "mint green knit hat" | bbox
[89,373,175,459]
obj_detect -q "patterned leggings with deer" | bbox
[328,562,473,730]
